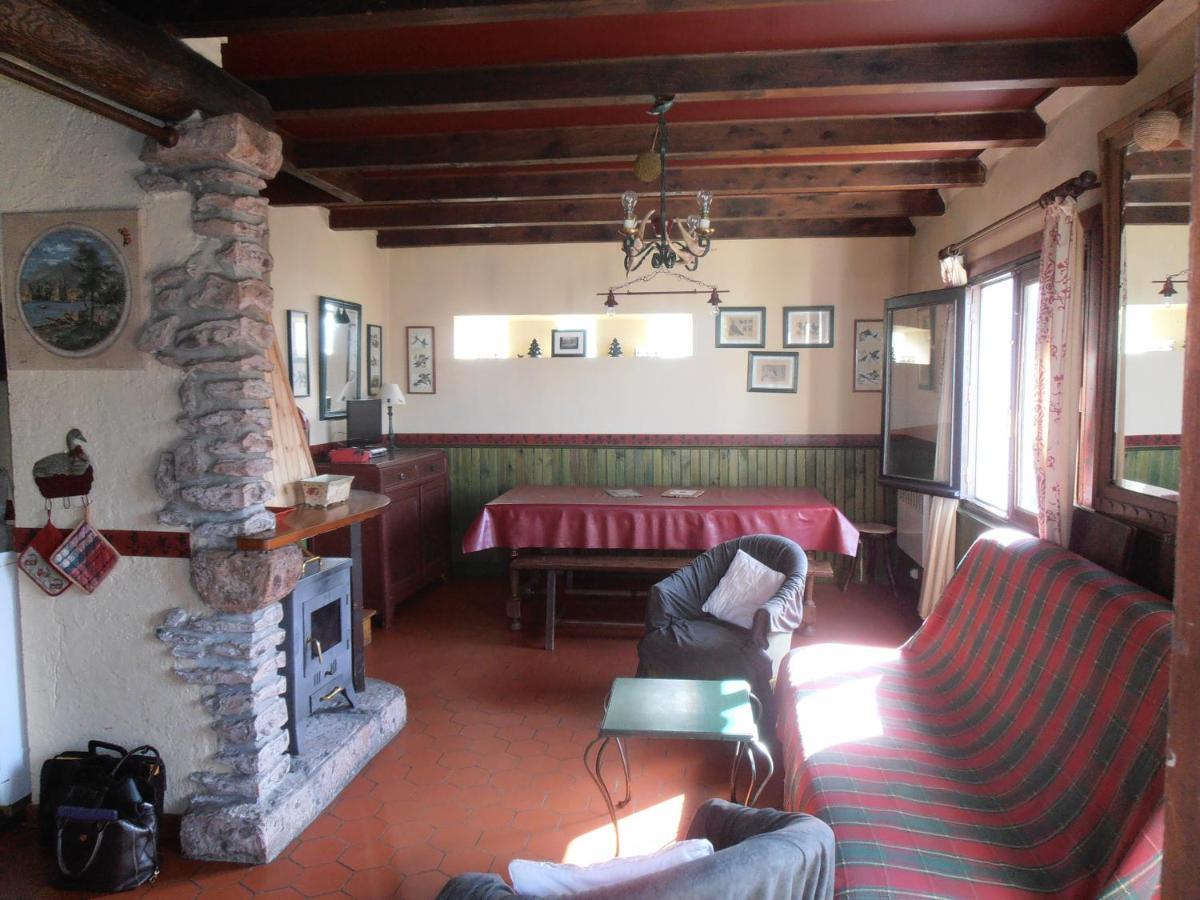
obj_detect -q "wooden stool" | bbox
[802,555,835,636]
[840,523,899,597]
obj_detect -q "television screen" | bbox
[345,398,383,446]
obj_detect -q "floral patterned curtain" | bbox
[1033,198,1085,545]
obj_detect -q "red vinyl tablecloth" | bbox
[462,485,859,556]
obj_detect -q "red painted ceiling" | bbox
[223,0,1161,80]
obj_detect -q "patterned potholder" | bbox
[18,514,71,596]
[50,515,120,594]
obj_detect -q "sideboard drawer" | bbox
[420,456,447,478]
[381,463,419,487]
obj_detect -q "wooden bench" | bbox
[509,554,693,650]
[802,558,835,636]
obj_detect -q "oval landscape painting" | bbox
[17,225,131,357]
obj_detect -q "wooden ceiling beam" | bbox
[329,190,944,228]
[376,217,915,246]
[346,159,986,203]
[107,0,873,35]
[252,38,1135,115]
[0,0,272,125]
[296,112,1042,170]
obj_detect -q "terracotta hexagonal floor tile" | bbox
[382,819,436,848]
[477,828,532,858]
[516,754,560,774]
[297,815,341,841]
[335,815,389,845]
[489,769,532,791]
[290,837,346,868]
[378,797,428,823]
[545,784,597,815]
[544,741,582,761]
[466,736,510,757]
[239,858,305,893]
[528,771,577,794]
[495,787,546,812]
[466,804,516,830]
[398,869,452,900]
[329,792,383,821]
[292,861,351,897]
[438,846,497,878]
[252,889,304,900]
[420,801,474,829]
[390,843,446,876]
[511,807,561,833]
[405,764,449,786]
[399,747,444,769]
[459,722,498,740]
[150,883,204,899]
[338,837,396,871]
[343,866,403,899]
[427,823,483,853]
[484,752,521,772]
[190,863,251,890]
[459,783,503,810]
[437,749,483,769]
[446,766,491,787]
[522,714,562,731]
[496,724,536,742]
[505,738,548,758]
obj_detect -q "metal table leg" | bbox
[349,521,366,693]
[584,735,631,857]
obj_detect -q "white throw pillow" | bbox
[702,549,787,629]
[508,839,714,896]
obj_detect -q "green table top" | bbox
[599,677,759,742]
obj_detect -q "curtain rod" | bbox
[0,56,178,147]
[938,170,1100,260]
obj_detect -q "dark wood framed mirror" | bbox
[317,296,363,421]
[879,286,966,497]
[1089,82,1191,536]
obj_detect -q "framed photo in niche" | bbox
[747,351,798,393]
[406,325,435,394]
[287,310,310,398]
[551,329,587,357]
[715,307,766,348]
[853,319,884,392]
[367,323,383,397]
[783,305,835,348]
[2,208,143,370]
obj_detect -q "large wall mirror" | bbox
[880,287,966,497]
[318,296,363,420]
[1094,85,1191,528]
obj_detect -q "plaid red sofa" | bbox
[777,530,1172,898]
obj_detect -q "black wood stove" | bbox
[282,557,357,754]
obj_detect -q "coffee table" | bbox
[583,677,774,855]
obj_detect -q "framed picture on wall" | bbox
[747,351,798,393]
[715,307,766,348]
[287,310,310,398]
[406,325,435,394]
[783,306,835,348]
[853,319,884,392]
[551,329,587,357]
[367,323,383,397]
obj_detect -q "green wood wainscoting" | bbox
[394,437,894,576]
[1123,446,1181,493]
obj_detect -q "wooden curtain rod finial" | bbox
[1038,170,1100,207]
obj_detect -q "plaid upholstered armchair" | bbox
[635,534,808,732]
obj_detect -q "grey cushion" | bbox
[434,799,835,900]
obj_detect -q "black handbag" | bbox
[39,741,165,843]
[39,742,164,892]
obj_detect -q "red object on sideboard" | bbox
[311,449,450,628]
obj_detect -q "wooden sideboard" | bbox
[312,449,450,628]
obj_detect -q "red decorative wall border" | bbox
[356,433,881,449]
[12,528,192,559]
[1124,434,1182,448]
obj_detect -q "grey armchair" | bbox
[434,799,835,900]
[635,534,807,731]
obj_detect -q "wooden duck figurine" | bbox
[33,429,94,500]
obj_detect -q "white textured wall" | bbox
[0,78,212,813]
[385,237,909,434]
[268,207,393,445]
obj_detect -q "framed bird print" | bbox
[367,323,383,397]
[406,326,435,394]
[853,319,884,392]
[287,310,311,398]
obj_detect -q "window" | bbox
[963,259,1040,527]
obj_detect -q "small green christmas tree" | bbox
[527,338,543,358]
[608,338,623,357]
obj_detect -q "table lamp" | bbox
[384,382,406,456]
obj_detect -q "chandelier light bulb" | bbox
[708,288,722,316]
[621,191,639,231]
[696,191,713,231]
[604,290,619,317]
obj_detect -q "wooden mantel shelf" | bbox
[236,490,391,550]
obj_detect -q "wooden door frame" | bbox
[1163,21,1200,898]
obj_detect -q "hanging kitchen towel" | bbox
[50,510,120,594]
[18,513,71,596]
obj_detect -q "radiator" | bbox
[896,490,926,566]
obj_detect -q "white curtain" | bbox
[1033,199,1085,546]
[918,303,959,618]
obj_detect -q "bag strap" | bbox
[88,740,128,759]
[56,821,109,878]
[107,745,162,779]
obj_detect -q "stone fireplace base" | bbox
[180,680,406,864]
